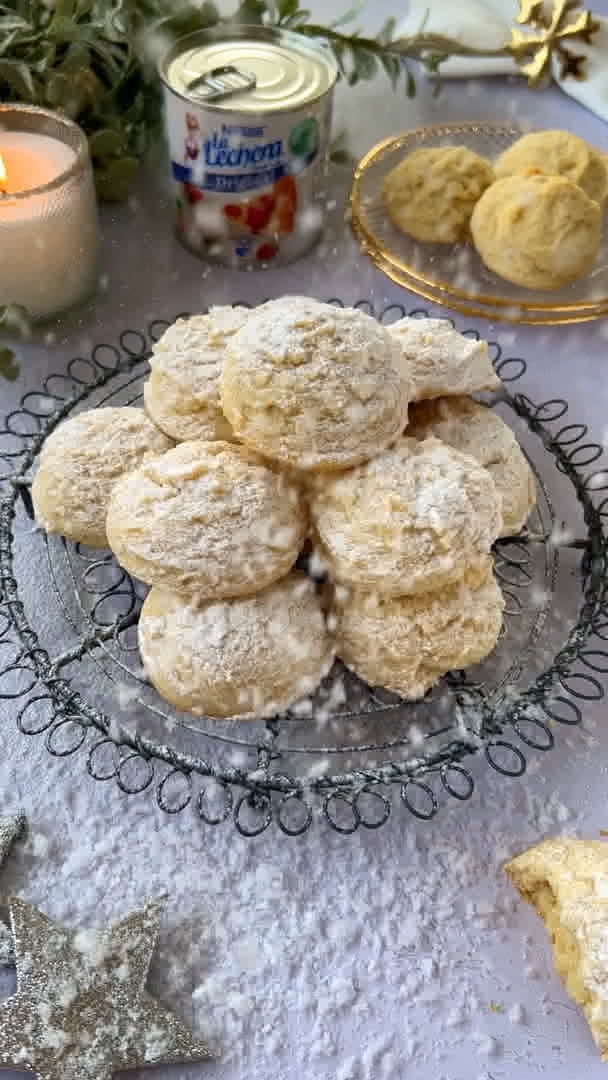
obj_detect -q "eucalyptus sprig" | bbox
[0,0,509,201]
[0,305,29,382]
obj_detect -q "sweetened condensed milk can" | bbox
[160,26,338,267]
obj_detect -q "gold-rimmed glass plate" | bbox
[350,122,608,325]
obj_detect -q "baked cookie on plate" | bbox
[139,572,335,719]
[408,396,536,536]
[32,407,172,548]
[107,440,306,598]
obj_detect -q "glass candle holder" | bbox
[0,105,99,321]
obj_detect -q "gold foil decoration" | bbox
[510,0,600,85]
[0,897,211,1079]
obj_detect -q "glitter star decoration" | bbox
[0,813,25,967]
[510,0,600,86]
[0,897,211,1079]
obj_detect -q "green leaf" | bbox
[0,14,31,32]
[352,47,377,80]
[0,57,36,98]
[198,1,221,26]
[281,9,311,28]
[377,15,396,45]
[330,2,363,28]
[31,43,58,74]
[88,127,125,160]
[0,347,20,383]
[233,0,267,24]
[45,66,98,116]
[0,30,27,59]
[379,51,401,89]
[45,69,73,105]
[405,67,416,97]
[425,51,447,73]
[94,155,140,201]
[46,14,87,42]
[153,1,220,40]
[0,304,31,339]
[59,40,91,74]
[53,0,78,19]
[277,0,299,20]
[333,48,348,77]
[329,130,353,166]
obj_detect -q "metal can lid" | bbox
[161,25,338,114]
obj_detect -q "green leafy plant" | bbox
[0,0,509,379]
[0,0,506,201]
[0,345,19,380]
[0,305,30,381]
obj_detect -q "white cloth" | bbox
[396,0,608,122]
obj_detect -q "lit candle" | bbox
[0,106,99,320]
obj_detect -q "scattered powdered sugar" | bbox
[508,1002,526,1024]
[474,1032,500,1056]
[3,720,596,1080]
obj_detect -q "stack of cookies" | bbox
[383,130,607,291]
[32,297,537,720]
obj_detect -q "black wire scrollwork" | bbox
[0,301,607,836]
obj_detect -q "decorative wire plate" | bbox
[1,300,607,837]
[350,124,608,326]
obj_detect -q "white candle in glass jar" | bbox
[0,108,99,320]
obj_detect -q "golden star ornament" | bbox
[510,0,600,85]
[0,897,211,1079]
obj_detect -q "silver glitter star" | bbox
[0,814,25,967]
[0,897,211,1079]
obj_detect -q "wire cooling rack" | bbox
[1,300,607,836]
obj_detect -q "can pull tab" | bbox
[186,65,257,102]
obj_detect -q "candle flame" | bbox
[0,153,6,194]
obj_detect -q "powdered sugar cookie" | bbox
[106,440,307,598]
[506,838,608,1060]
[309,437,503,596]
[138,573,335,719]
[408,396,536,536]
[334,560,504,699]
[220,296,408,471]
[32,407,172,548]
[144,307,246,442]
[387,317,500,402]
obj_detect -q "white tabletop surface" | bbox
[2,3,608,1079]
